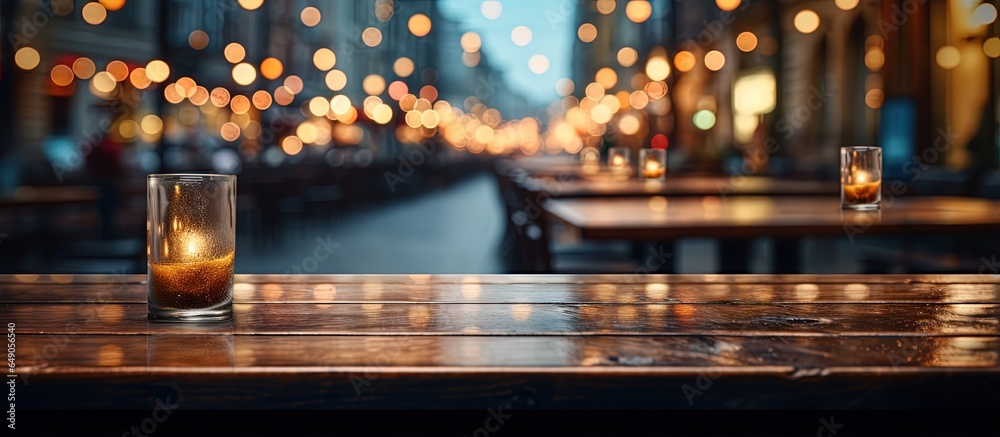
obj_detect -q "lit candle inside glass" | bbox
[843,170,881,204]
[607,147,631,176]
[148,174,236,322]
[841,146,882,210]
[642,160,664,178]
[639,148,666,180]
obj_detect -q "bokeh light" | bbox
[325,69,347,91]
[146,59,170,83]
[282,136,303,155]
[736,32,758,52]
[578,23,597,43]
[556,78,575,96]
[617,47,638,67]
[14,47,40,70]
[51,65,75,87]
[481,0,502,19]
[674,51,696,72]
[973,3,998,26]
[461,32,483,52]
[716,0,741,11]
[301,7,321,27]
[794,10,820,34]
[73,57,96,79]
[511,26,532,46]
[704,50,726,71]
[835,0,859,10]
[597,0,616,14]
[188,30,209,50]
[363,27,383,47]
[82,2,108,25]
[936,46,961,69]
[224,43,246,63]
[106,60,129,82]
[232,62,257,86]
[693,110,717,130]
[984,37,1000,58]
[238,0,263,10]
[260,57,283,80]
[646,55,670,81]
[625,0,652,23]
[363,74,387,95]
[528,55,550,74]
[394,57,415,77]
[210,87,231,107]
[313,48,336,71]
[595,68,618,89]
[408,14,432,37]
[252,90,273,110]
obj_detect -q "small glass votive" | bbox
[639,148,666,181]
[841,146,882,210]
[608,147,631,175]
[580,146,601,175]
[147,174,236,322]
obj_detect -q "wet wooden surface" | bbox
[545,196,1000,239]
[3,274,999,410]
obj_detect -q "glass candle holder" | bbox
[580,147,600,175]
[608,147,631,174]
[147,174,236,322]
[639,148,666,181]
[841,146,882,210]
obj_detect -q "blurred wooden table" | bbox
[545,196,1000,240]
[5,273,999,416]
[527,176,837,198]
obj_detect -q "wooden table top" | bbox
[527,176,838,198]
[5,273,999,414]
[545,195,1000,240]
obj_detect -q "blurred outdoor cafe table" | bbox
[5,273,999,433]
[544,196,1000,273]
[524,175,838,198]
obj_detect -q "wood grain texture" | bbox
[545,196,1000,239]
[16,335,1000,369]
[4,280,1000,303]
[7,274,1000,410]
[5,302,1000,336]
